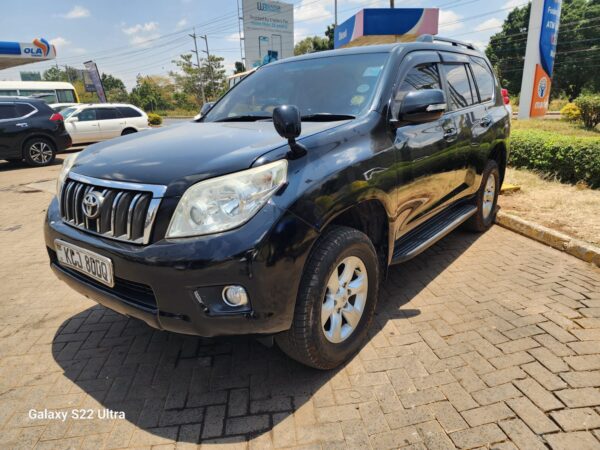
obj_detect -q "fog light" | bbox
[222,285,249,307]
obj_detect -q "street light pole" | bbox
[200,35,215,100]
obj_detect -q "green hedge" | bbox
[509,129,600,188]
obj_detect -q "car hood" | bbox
[70,120,345,195]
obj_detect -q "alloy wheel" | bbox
[482,173,496,220]
[321,256,368,344]
[29,142,53,164]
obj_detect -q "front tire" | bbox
[276,226,380,369]
[23,138,56,167]
[466,159,500,232]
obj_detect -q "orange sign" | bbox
[530,64,551,117]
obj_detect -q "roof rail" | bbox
[416,34,476,51]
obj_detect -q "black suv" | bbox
[45,36,509,369]
[0,97,72,166]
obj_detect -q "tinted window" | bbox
[96,108,118,120]
[57,89,76,103]
[0,89,18,96]
[77,108,97,121]
[444,64,474,110]
[18,90,57,104]
[396,63,441,100]
[117,106,142,118]
[470,57,495,103]
[0,104,17,120]
[16,103,35,117]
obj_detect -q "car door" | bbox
[67,108,101,144]
[0,102,23,158]
[439,54,479,196]
[467,56,498,187]
[391,52,462,236]
[97,108,125,140]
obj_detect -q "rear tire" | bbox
[276,226,380,369]
[466,160,500,232]
[23,138,56,167]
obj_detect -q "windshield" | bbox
[204,53,389,122]
[60,106,78,118]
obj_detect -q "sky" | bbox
[0,0,528,89]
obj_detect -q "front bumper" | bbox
[45,197,318,337]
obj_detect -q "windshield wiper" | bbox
[300,113,356,122]
[214,115,271,122]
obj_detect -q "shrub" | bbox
[509,129,600,188]
[147,112,163,126]
[574,94,600,129]
[560,102,581,122]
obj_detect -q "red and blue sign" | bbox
[539,0,562,76]
[334,8,439,49]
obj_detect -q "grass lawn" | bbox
[500,168,600,246]
[499,119,600,246]
[512,118,600,137]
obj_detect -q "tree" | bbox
[486,0,600,99]
[201,54,227,100]
[101,73,128,103]
[129,75,171,112]
[170,53,204,106]
[294,36,330,56]
[294,24,334,56]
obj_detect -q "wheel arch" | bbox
[121,127,138,135]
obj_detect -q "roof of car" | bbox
[268,36,485,66]
[74,103,142,109]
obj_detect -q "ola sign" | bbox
[519,0,562,119]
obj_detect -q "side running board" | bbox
[391,204,477,264]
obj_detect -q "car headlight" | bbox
[166,160,288,238]
[56,153,78,200]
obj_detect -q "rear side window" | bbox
[96,108,118,120]
[0,104,17,120]
[57,89,76,103]
[16,103,35,117]
[396,63,441,101]
[117,107,142,118]
[470,57,495,103]
[443,64,475,110]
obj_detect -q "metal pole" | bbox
[189,27,206,104]
[200,35,215,99]
[334,0,338,26]
[237,0,244,65]
[390,0,395,8]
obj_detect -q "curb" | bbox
[496,211,600,267]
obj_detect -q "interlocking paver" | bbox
[2,163,600,448]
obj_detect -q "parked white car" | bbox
[60,103,149,145]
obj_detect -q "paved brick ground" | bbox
[1,159,600,449]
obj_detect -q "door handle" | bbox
[480,117,492,127]
[16,123,29,128]
[443,128,458,140]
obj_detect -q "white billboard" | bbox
[242,0,294,68]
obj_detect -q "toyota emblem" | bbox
[82,191,103,219]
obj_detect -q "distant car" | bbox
[0,96,71,166]
[60,103,149,145]
[50,102,78,113]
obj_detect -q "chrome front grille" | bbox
[60,173,166,244]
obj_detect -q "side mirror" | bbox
[397,89,447,124]
[272,105,305,158]
[68,116,79,123]
[200,102,214,116]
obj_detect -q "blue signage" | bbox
[539,0,562,76]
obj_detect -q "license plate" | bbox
[55,240,114,287]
